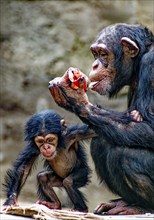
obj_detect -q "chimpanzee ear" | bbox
[60,119,68,135]
[121,37,139,57]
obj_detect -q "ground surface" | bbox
[0,204,154,220]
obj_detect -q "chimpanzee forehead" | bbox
[96,30,120,46]
[90,43,110,53]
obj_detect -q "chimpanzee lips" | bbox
[89,81,100,90]
[43,151,57,160]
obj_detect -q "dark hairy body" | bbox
[2,110,94,212]
[49,23,154,214]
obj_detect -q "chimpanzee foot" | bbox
[70,208,88,213]
[93,199,146,215]
[81,209,88,213]
[1,200,19,212]
[36,200,61,209]
[75,207,88,213]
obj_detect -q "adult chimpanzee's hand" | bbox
[49,67,90,112]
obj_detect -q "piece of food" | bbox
[67,67,88,92]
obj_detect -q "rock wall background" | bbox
[0,0,153,211]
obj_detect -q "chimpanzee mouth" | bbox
[89,80,111,96]
[89,81,100,90]
[43,151,57,160]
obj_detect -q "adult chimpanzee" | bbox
[2,110,95,212]
[49,23,154,215]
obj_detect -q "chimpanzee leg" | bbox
[37,170,63,209]
[63,168,89,212]
[93,147,154,215]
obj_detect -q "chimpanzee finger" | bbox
[107,206,127,215]
[49,83,67,107]
[0,205,9,212]
[51,84,75,111]
[119,208,145,215]
[54,86,68,107]
[130,110,143,122]
[93,202,115,214]
[79,77,86,91]
[49,83,60,101]
[58,86,77,111]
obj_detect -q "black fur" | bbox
[53,24,154,212]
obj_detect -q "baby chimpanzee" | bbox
[3,110,95,212]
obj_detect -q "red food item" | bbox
[67,67,88,92]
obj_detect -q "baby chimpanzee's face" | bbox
[34,134,58,160]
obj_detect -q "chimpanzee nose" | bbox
[92,60,99,70]
[44,144,49,150]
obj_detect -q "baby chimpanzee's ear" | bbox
[60,119,68,135]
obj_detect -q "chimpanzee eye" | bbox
[47,138,54,144]
[100,53,108,59]
[92,51,98,59]
[36,140,44,147]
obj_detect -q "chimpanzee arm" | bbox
[135,48,154,123]
[75,103,154,149]
[64,124,96,149]
[50,84,154,150]
[3,144,39,206]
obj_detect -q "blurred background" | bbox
[0,0,153,212]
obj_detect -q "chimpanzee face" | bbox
[34,134,58,160]
[89,43,116,96]
[88,26,139,97]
